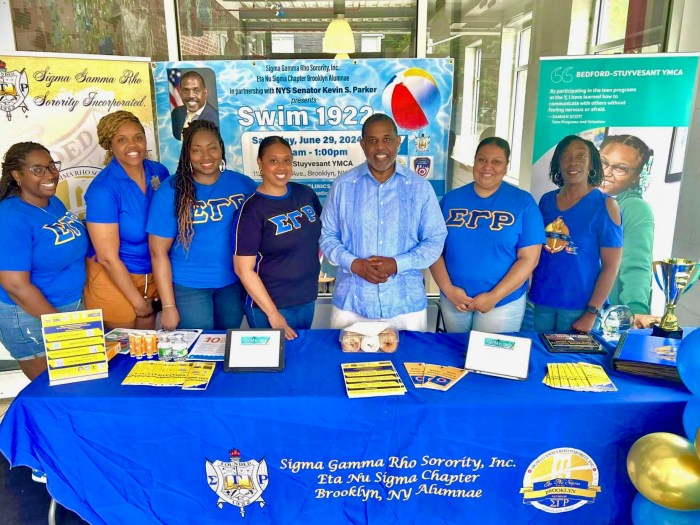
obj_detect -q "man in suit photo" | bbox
[171,71,220,140]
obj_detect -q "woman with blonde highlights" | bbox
[83,111,170,330]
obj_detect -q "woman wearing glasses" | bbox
[83,111,169,330]
[0,143,88,379]
[529,135,623,333]
[599,134,654,315]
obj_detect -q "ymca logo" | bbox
[206,448,269,517]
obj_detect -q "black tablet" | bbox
[223,329,285,372]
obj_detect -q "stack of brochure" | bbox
[341,361,406,398]
[404,362,468,391]
[122,361,215,390]
[543,362,617,392]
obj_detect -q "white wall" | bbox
[669,0,700,325]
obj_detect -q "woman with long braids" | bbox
[147,120,256,330]
[0,143,88,379]
[599,134,654,314]
[83,111,169,330]
[529,135,623,333]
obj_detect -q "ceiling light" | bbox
[323,14,355,55]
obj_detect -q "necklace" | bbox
[19,196,65,220]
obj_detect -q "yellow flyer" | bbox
[41,309,108,386]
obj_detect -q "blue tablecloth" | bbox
[0,330,690,524]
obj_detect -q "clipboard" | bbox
[223,329,285,372]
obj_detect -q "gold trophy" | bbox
[651,258,700,339]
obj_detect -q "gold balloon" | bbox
[627,432,700,510]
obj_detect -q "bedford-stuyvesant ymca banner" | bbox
[0,52,155,218]
[153,59,454,199]
[531,53,699,315]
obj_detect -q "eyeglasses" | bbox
[24,161,61,176]
[601,159,639,177]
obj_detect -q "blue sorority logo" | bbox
[413,157,431,178]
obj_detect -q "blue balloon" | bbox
[677,329,700,396]
[632,492,700,525]
[684,396,700,443]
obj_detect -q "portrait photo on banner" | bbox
[168,67,220,140]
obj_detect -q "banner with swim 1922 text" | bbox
[0,52,155,218]
[531,53,699,315]
[153,59,454,200]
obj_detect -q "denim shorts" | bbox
[0,299,83,360]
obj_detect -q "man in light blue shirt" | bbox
[320,113,447,331]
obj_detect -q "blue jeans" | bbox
[0,299,82,360]
[531,302,601,332]
[173,281,244,330]
[439,293,526,334]
[244,301,316,330]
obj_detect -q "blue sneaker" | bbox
[31,468,47,483]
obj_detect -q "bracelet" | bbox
[585,305,601,316]
[162,304,176,308]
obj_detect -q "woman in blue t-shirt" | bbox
[147,120,256,330]
[234,136,322,339]
[430,137,544,333]
[529,135,623,333]
[0,143,88,379]
[83,111,170,330]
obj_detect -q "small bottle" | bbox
[170,333,188,362]
[144,335,157,359]
[134,335,145,359]
[158,335,173,362]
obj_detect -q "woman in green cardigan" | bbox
[599,134,654,315]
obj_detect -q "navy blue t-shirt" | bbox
[235,182,322,309]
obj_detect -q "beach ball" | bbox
[678,329,700,396]
[382,68,440,130]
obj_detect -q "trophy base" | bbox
[651,324,684,340]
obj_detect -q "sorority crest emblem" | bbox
[544,217,575,254]
[414,133,431,152]
[520,448,601,513]
[0,60,30,121]
[206,449,269,517]
[413,157,432,178]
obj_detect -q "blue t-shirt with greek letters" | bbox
[146,170,256,289]
[0,196,88,306]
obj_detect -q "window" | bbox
[271,33,295,54]
[9,0,168,60]
[426,0,532,186]
[508,26,530,179]
[593,0,672,54]
[176,1,417,60]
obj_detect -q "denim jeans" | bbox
[0,299,82,360]
[244,300,316,330]
[439,293,526,334]
[531,302,601,332]
[173,281,244,330]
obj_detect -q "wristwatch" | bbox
[585,305,601,317]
